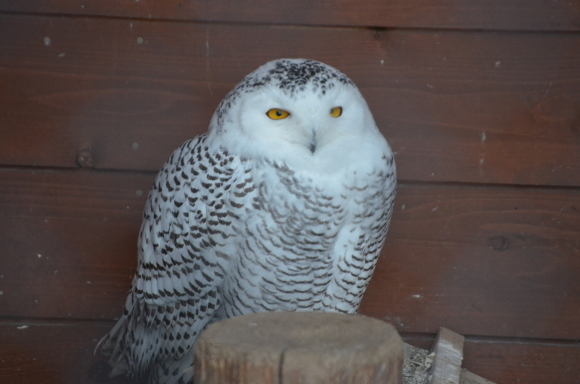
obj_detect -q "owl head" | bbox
[207,59,389,173]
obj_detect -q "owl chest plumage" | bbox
[144,135,393,321]
[219,160,350,317]
[227,162,393,316]
[140,134,394,318]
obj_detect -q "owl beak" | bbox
[308,131,317,154]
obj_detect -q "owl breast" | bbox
[217,152,396,319]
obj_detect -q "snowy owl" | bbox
[99,59,396,384]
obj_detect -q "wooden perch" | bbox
[427,328,497,384]
[193,312,403,384]
[430,328,465,384]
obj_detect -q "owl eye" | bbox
[266,109,290,120]
[330,107,343,117]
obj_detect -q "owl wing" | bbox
[99,133,244,379]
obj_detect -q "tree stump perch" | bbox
[194,312,403,384]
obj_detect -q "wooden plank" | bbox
[403,339,498,384]
[0,320,137,384]
[0,169,149,320]
[359,184,580,340]
[1,0,579,31]
[462,338,580,384]
[1,169,579,340]
[430,328,464,384]
[1,15,579,186]
[1,321,579,384]
[460,369,496,384]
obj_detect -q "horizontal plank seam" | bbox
[0,165,158,178]
[0,317,118,327]
[0,10,579,34]
[396,180,580,192]
[1,317,579,348]
[0,10,392,31]
[2,165,580,192]
[403,333,580,348]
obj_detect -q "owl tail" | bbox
[96,312,130,377]
[149,351,194,384]
[96,289,140,378]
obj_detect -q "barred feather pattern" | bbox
[99,133,395,383]
[99,58,397,384]
[99,135,243,383]
[218,156,396,318]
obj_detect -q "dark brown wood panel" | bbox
[0,321,137,384]
[360,184,580,340]
[1,169,579,340]
[462,338,580,384]
[0,169,149,320]
[1,321,579,384]
[1,16,579,185]
[1,0,579,31]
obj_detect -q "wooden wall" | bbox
[1,2,579,383]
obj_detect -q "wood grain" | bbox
[360,183,580,340]
[461,338,580,384]
[194,312,402,384]
[460,369,497,384]
[0,169,148,320]
[0,321,137,384]
[430,328,465,384]
[1,169,578,340]
[0,321,578,384]
[1,15,579,186]
[1,0,579,31]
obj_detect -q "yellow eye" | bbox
[330,106,343,117]
[266,109,290,120]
